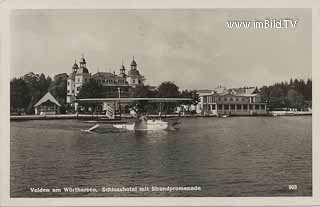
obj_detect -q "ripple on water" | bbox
[10,116,312,197]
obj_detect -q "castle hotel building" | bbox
[67,55,145,104]
[198,86,267,116]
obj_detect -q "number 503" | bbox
[288,185,298,190]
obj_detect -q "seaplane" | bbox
[76,97,192,133]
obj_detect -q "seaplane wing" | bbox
[78,97,190,133]
[81,124,100,133]
[76,97,192,103]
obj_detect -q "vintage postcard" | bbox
[1,0,320,206]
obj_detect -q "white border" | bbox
[1,0,319,206]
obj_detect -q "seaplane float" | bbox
[77,97,192,133]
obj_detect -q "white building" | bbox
[198,86,267,116]
[126,57,145,87]
[67,55,90,104]
[66,56,146,104]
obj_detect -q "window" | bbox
[230,97,233,101]
[249,104,253,110]
[224,97,227,101]
[230,104,235,110]
[133,79,135,84]
[243,104,248,110]
[224,104,229,110]
[72,90,74,93]
[237,104,241,110]
[255,104,260,110]
[67,81,70,86]
[218,97,221,101]
[212,104,216,110]
[218,104,222,110]
[235,98,239,102]
[67,90,70,93]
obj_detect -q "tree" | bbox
[21,72,52,113]
[48,73,68,104]
[157,81,180,98]
[287,89,304,109]
[10,78,31,112]
[39,73,51,96]
[259,86,271,103]
[180,89,199,105]
[157,82,180,113]
[305,78,312,101]
[130,85,157,98]
[130,85,158,113]
[77,79,104,99]
[260,78,311,110]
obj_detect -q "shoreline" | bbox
[10,111,312,121]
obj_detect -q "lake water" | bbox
[10,116,312,197]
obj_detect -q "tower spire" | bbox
[130,56,137,69]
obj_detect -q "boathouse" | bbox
[34,92,61,115]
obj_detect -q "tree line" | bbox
[10,72,68,114]
[78,80,199,114]
[10,72,312,114]
[259,78,312,110]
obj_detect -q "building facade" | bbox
[67,55,145,104]
[126,57,145,87]
[198,86,267,116]
[34,92,61,115]
[67,55,90,103]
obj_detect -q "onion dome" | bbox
[128,69,140,77]
[72,60,79,69]
[82,67,89,73]
[76,67,89,74]
[130,57,137,67]
[80,55,86,64]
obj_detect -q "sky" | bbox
[10,9,311,90]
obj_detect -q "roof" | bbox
[77,67,89,74]
[130,59,137,66]
[72,62,79,69]
[77,97,192,103]
[80,56,86,64]
[92,72,117,78]
[197,89,213,94]
[127,69,141,77]
[198,86,259,97]
[34,92,61,107]
[68,71,76,80]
